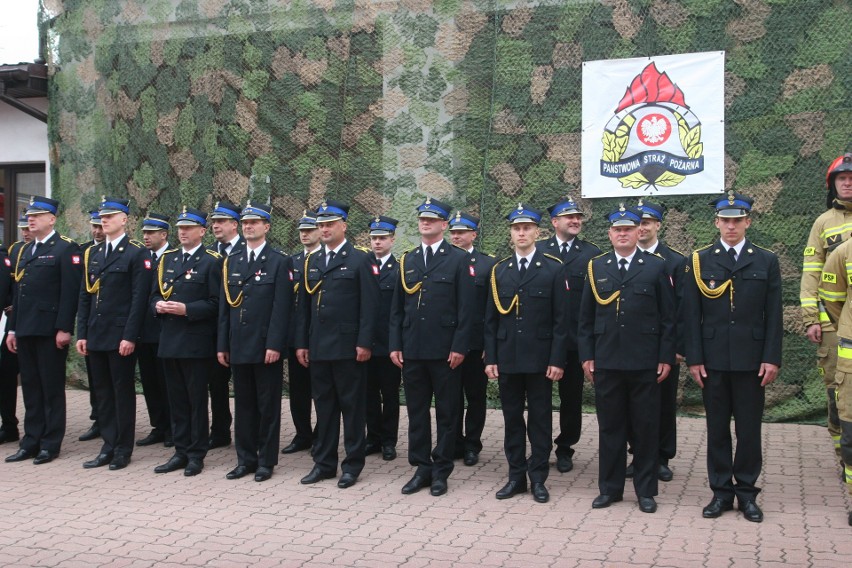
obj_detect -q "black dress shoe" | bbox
[738,500,764,523]
[556,454,574,473]
[496,479,528,500]
[78,423,100,442]
[33,450,58,465]
[281,440,311,454]
[5,448,34,463]
[382,446,397,461]
[208,436,231,449]
[83,453,113,469]
[463,450,479,466]
[225,465,256,480]
[254,466,273,482]
[0,428,20,444]
[364,442,381,456]
[136,430,165,446]
[337,472,357,488]
[592,494,623,509]
[638,496,657,513]
[430,479,448,496]
[154,455,188,474]
[301,466,335,484]
[531,482,549,504]
[625,461,635,478]
[702,497,734,518]
[184,459,204,477]
[658,463,673,482]
[109,455,131,470]
[401,474,431,495]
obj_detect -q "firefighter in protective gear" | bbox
[816,234,852,525]
[801,153,852,461]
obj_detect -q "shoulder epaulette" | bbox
[275,248,289,256]
[543,253,563,264]
[60,235,76,244]
[129,239,144,248]
[496,255,512,265]
[667,246,685,257]
[354,245,371,253]
[751,243,776,254]
[590,252,608,261]
[205,249,221,258]
[695,243,714,253]
[535,237,550,242]
[451,244,467,252]
[164,247,180,255]
[582,239,600,249]
[479,251,494,258]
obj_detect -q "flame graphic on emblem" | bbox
[615,63,686,113]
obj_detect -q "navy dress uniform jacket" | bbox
[9,235,82,336]
[578,251,676,369]
[652,241,687,355]
[77,236,152,350]
[466,248,496,352]
[151,248,222,358]
[484,251,569,373]
[389,241,476,358]
[218,244,293,365]
[682,240,783,371]
[287,248,308,350]
[295,241,380,361]
[537,236,601,351]
[372,254,399,357]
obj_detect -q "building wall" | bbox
[0,96,50,195]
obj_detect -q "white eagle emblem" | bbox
[640,116,668,144]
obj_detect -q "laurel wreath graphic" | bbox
[601,111,702,189]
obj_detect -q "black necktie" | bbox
[561,242,569,260]
[519,257,528,278]
[327,250,335,266]
[151,251,158,264]
[425,246,433,268]
[619,258,628,277]
[183,252,191,265]
[249,250,256,264]
[728,247,737,264]
[106,242,113,258]
[31,242,41,257]
[220,242,228,255]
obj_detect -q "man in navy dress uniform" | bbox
[77,197,152,470]
[152,207,222,476]
[485,204,568,503]
[136,213,172,448]
[0,215,32,445]
[448,211,495,466]
[78,211,104,442]
[537,197,601,474]
[207,201,245,449]
[683,192,782,523]
[390,197,476,496]
[219,202,292,482]
[5,197,82,465]
[365,215,402,461]
[296,200,380,489]
[579,205,676,514]
[282,210,320,455]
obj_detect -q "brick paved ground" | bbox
[0,389,849,567]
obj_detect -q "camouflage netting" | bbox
[42,0,852,422]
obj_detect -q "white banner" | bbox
[581,51,725,199]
